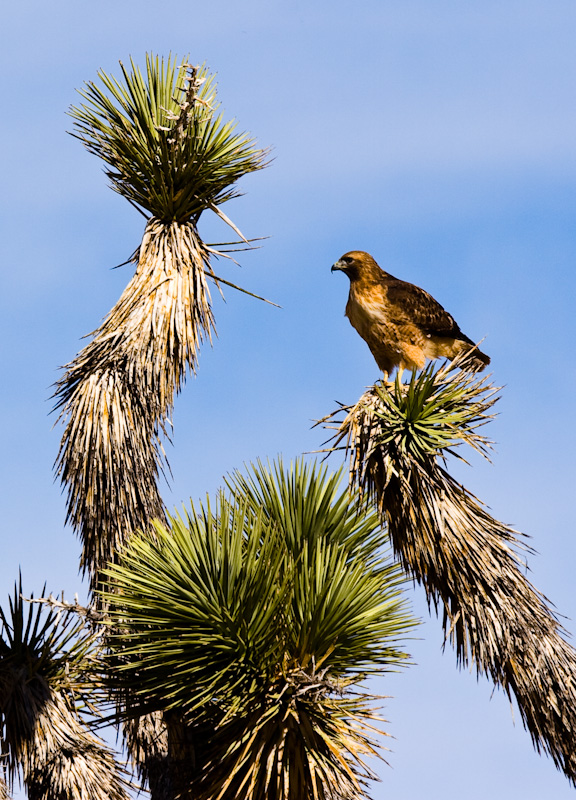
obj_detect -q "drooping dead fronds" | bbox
[54,222,214,579]
[323,363,576,785]
[54,57,269,589]
[193,669,384,800]
[121,711,173,798]
[0,581,130,799]
[18,693,131,800]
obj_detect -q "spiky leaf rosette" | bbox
[69,55,267,221]
[101,459,417,800]
[324,363,576,785]
[55,56,268,588]
[0,580,130,800]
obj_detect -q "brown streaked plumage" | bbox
[331,250,490,377]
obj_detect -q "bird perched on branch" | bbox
[332,250,490,379]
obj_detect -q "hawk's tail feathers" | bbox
[460,342,491,372]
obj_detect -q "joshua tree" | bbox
[324,361,576,785]
[100,459,417,800]
[0,579,130,799]
[47,54,418,800]
[51,56,269,794]
[54,54,269,592]
[38,50,576,800]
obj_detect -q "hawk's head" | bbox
[331,251,383,281]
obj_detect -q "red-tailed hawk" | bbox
[332,251,490,378]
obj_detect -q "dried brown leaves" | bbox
[13,692,130,800]
[190,670,383,800]
[54,220,214,585]
[325,366,576,784]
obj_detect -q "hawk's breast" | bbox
[345,286,391,339]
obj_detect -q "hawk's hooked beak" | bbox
[331,259,346,273]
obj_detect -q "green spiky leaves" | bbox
[325,362,499,505]
[102,460,414,708]
[335,362,498,473]
[101,460,417,799]
[381,364,497,459]
[70,55,268,222]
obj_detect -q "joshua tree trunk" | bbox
[325,363,576,785]
[54,55,268,798]
[55,221,214,585]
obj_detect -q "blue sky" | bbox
[2,1,576,797]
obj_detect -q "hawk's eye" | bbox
[342,256,352,264]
